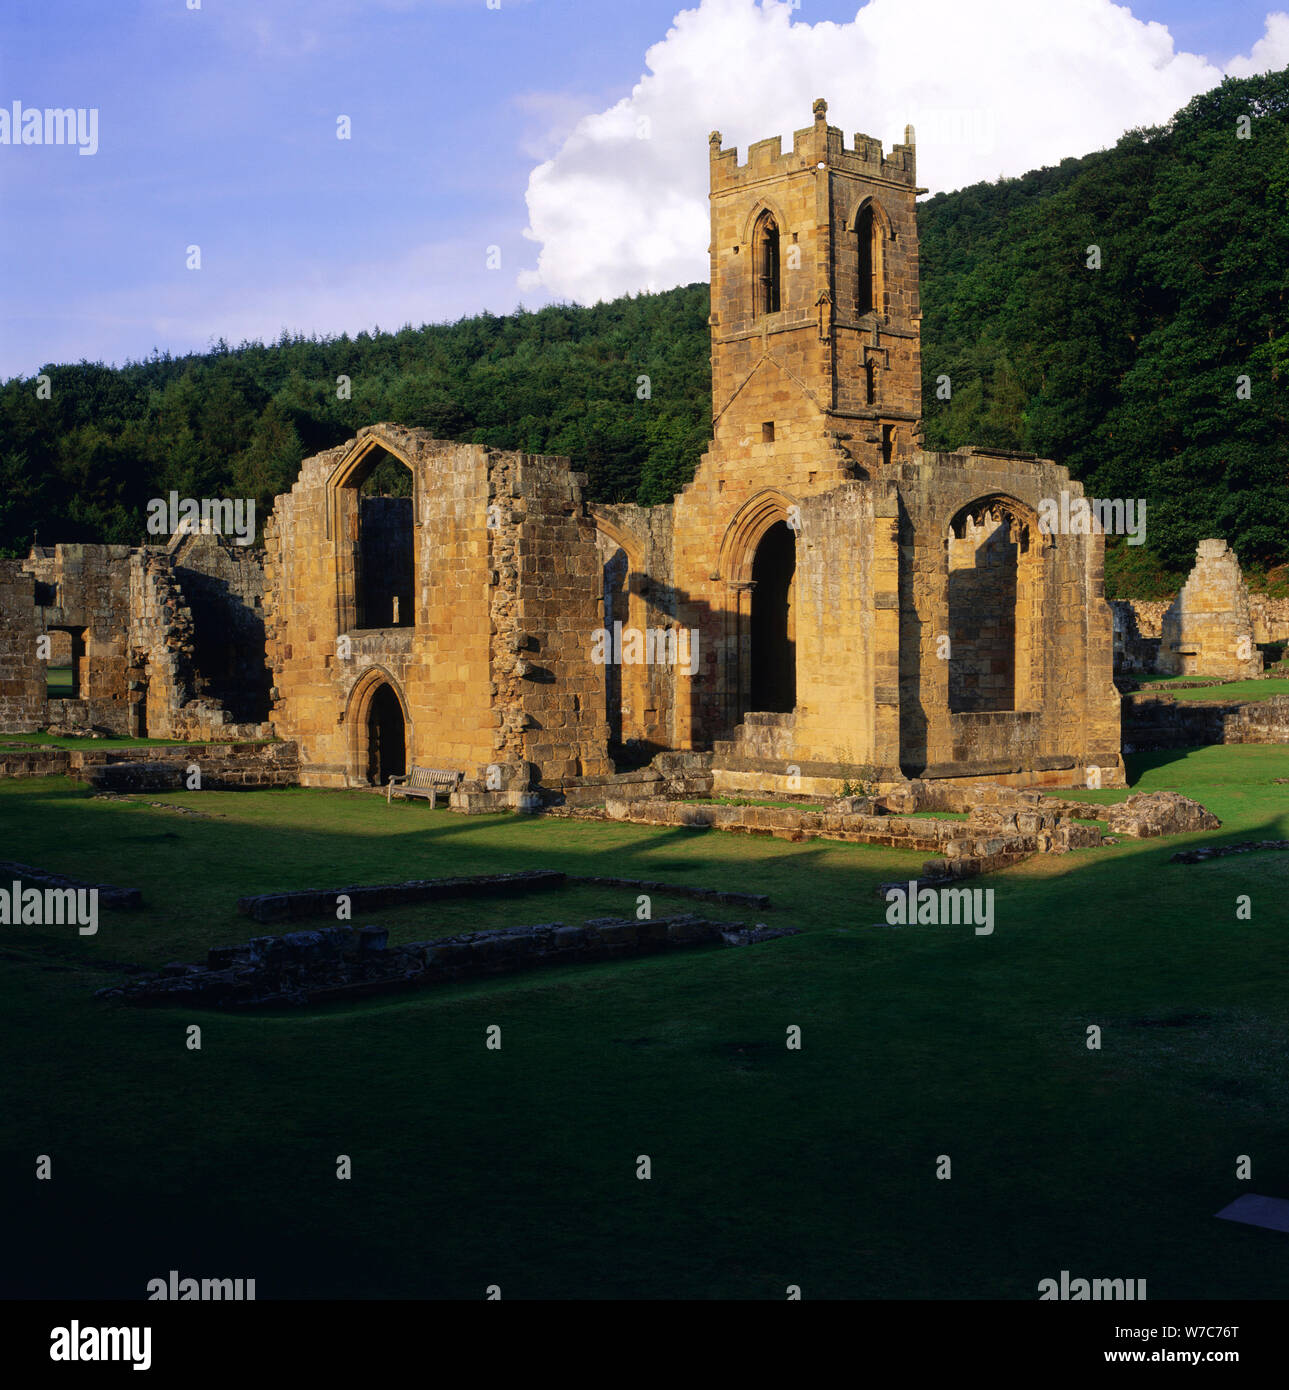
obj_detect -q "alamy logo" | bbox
[884,882,994,936]
[146,492,256,546]
[0,101,99,155]
[0,880,97,935]
[1038,1270,1146,1300]
[1038,492,1147,545]
[50,1322,151,1370]
[591,621,699,676]
[146,1270,256,1300]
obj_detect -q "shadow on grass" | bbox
[1,747,1288,1298]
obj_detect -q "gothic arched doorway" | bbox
[750,519,796,713]
[366,682,406,787]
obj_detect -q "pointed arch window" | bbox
[857,204,883,315]
[753,212,781,317]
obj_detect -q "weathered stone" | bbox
[1158,540,1264,679]
[1105,791,1221,839]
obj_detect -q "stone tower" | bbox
[707,97,923,472]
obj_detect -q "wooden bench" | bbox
[386,766,463,808]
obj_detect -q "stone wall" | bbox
[0,740,298,787]
[1123,693,1289,749]
[604,794,1093,879]
[238,868,565,924]
[1249,594,1289,646]
[1158,540,1263,678]
[129,548,271,742]
[897,452,1123,786]
[1112,593,1287,675]
[1110,600,1167,674]
[24,543,135,734]
[170,530,272,724]
[492,451,612,786]
[590,501,677,754]
[265,427,611,791]
[2,542,270,741]
[0,562,45,733]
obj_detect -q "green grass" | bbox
[1,745,1287,1299]
[1134,676,1289,702]
[44,667,73,695]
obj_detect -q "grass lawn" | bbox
[1135,676,1289,703]
[1,745,1287,1299]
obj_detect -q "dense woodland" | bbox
[2,69,1286,597]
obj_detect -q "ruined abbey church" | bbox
[1,101,1124,799]
[266,99,1122,800]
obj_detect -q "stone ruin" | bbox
[1157,539,1264,680]
[1,103,1127,805]
[7,106,1288,809]
[601,779,1220,882]
[0,528,272,739]
[261,101,1123,804]
[95,916,800,1010]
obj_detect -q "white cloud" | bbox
[1226,10,1289,76]
[518,0,1285,305]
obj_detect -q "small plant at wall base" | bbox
[831,748,878,798]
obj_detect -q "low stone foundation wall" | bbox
[95,916,801,1009]
[0,747,74,778]
[0,740,299,788]
[1123,694,1289,749]
[236,869,770,925]
[572,876,769,908]
[607,796,964,849]
[603,795,1081,879]
[603,783,1221,876]
[1171,839,1289,864]
[237,869,566,924]
[0,858,142,909]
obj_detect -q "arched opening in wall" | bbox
[750,520,796,713]
[596,523,655,764]
[365,682,407,787]
[753,211,781,317]
[947,498,1042,713]
[602,546,628,747]
[337,445,415,632]
[45,627,85,700]
[856,203,883,315]
[131,659,150,738]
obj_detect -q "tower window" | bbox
[857,204,882,315]
[753,212,781,317]
[762,422,775,443]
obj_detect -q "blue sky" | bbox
[0,0,1284,380]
